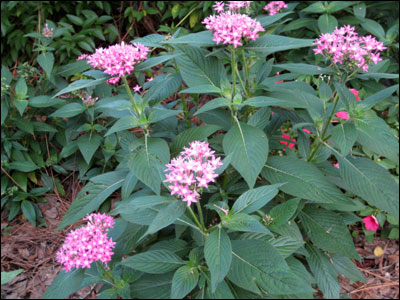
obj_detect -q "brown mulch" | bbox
[1,179,399,299]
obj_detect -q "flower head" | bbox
[280,134,296,151]
[83,42,149,84]
[133,84,141,92]
[264,1,288,15]
[42,23,54,38]
[164,141,222,206]
[81,95,99,106]
[313,26,386,72]
[336,111,349,120]
[56,213,115,272]
[363,215,379,231]
[202,4,264,48]
[349,88,359,101]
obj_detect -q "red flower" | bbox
[280,134,296,151]
[363,215,379,231]
[349,88,359,101]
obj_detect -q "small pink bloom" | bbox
[264,1,288,15]
[333,163,339,168]
[363,215,379,231]
[214,204,229,216]
[146,77,154,82]
[303,129,311,134]
[133,84,141,92]
[280,134,296,151]
[274,72,284,84]
[336,111,349,120]
[349,89,359,101]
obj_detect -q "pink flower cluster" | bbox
[363,215,379,231]
[164,141,222,206]
[203,3,264,48]
[313,25,386,72]
[264,1,288,15]
[56,213,116,272]
[336,111,349,120]
[78,42,149,84]
[42,23,54,38]
[280,134,296,151]
[81,95,99,106]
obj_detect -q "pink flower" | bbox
[363,215,379,231]
[133,84,141,92]
[313,26,386,72]
[164,141,222,206]
[303,129,311,134]
[280,134,296,151]
[83,42,149,84]
[349,89,359,101]
[333,163,340,168]
[213,1,225,13]
[81,96,99,106]
[202,9,264,48]
[264,1,288,15]
[274,72,284,84]
[77,54,89,61]
[336,111,349,120]
[42,23,54,38]
[146,77,154,82]
[56,213,115,272]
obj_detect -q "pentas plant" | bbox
[42,2,398,299]
[264,1,288,16]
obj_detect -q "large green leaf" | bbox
[53,78,107,97]
[359,84,399,110]
[330,123,357,156]
[333,154,399,217]
[232,184,282,215]
[120,250,184,274]
[105,116,139,136]
[29,95,65,108]
[56,170,127,230]
[174,45,225,87]
[331,254,365,283]
[171,125,220,154]
[262,156,354,205]
[1,269,23,285]
[256,12,292,27]
[8,160,38,172]
[77,134,102,164]
[144,73,182,105]
[135,54,180,71]
[171,266,199,299]
[245,35,313,54]
[306,245,340,299]
[222,213,272,235]
[37,52,54,78]
[300,207,359,259]
[274,63,334,75]
[42,269,86,299]
[50,103,85,118]
[269,198,300,226]
[227,239,314,295]
[204,227,232,292]
[354,111,399,163]
[163,31,215,47]
[131,272,173,299]
[318,14,338,33]
[193,97,230,116]
[223,122,269,188]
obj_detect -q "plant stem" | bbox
[196,200,205,230]
[122,76,141,117]
[188,205,205,232]
[231,47,236,99]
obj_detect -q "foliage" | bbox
[2,1,399,299]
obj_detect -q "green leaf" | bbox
[243,96,303,108]
[281,18,316,32]
[131,272,173,299]
[29,95,65,107]
[66,14,83,26]
[331,254,365,283]
[121,172,137,199]
[331,123,357,156]
[53,78,107,97]
[300,207,359,259]
[180,84,222,95]
[15,77,27,99]
[128,147,162,195]
[56,60,91,77]
[306,245,340,299]
[145,200,186,236]
[1,269,23,285]
[15,119,34,135]
[302,2,327,13]
[269,198,300,226]
[14,99,29,116]
[334,155,399,217]
[275,63,334,75]
[359,84,399,110]
[77,134,102,164]
[228,239,314,295]
[78,41,93,52]
[171,125,220,154]
[245,35,313,54]
[256,12,292,27]
[232,184,282,215]
[262,156,353,205]
[121,250,184,274]
[163,31,215,47]
[1,99,8,125]
[175,45,225,88]
[326,1,355,13]
[145,73,182,105]
[21,200,36,226]
[318,14,338,33]
[171,266,199,299]
[354,111,399,163]
[206,279,234,299]
[8,160,38,172]
[56,170,127,230]
[223,122,269,188]
[204,227,232,292]
[353,3,366,18]
[360,18,385,40]
[148,108,182,124]
[50,103,85,118]
[135,54,179,71]
[334,82,357,109]
[194,97,230,116]
[223,213,272,235]
[105,116,139,136]
[37,52,54,78]
[42,269,86,299]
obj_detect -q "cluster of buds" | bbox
[264,1,288,15]
[78,42,149,84]
[56,213,116,272]
[280,134,296,151]
[203,1,264,48]
[42,23,54,38]
[313,25,386,72]
[81,95,99,106]
[164,141,222,206]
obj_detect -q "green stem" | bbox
[308,92,339,162]
[235,65,248,97]
[241,49,250,90]
[122,76,141,117]
[231,47,236,99]
[196,200,205,230]
[188,206,205,232]
[175,4,199,29]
